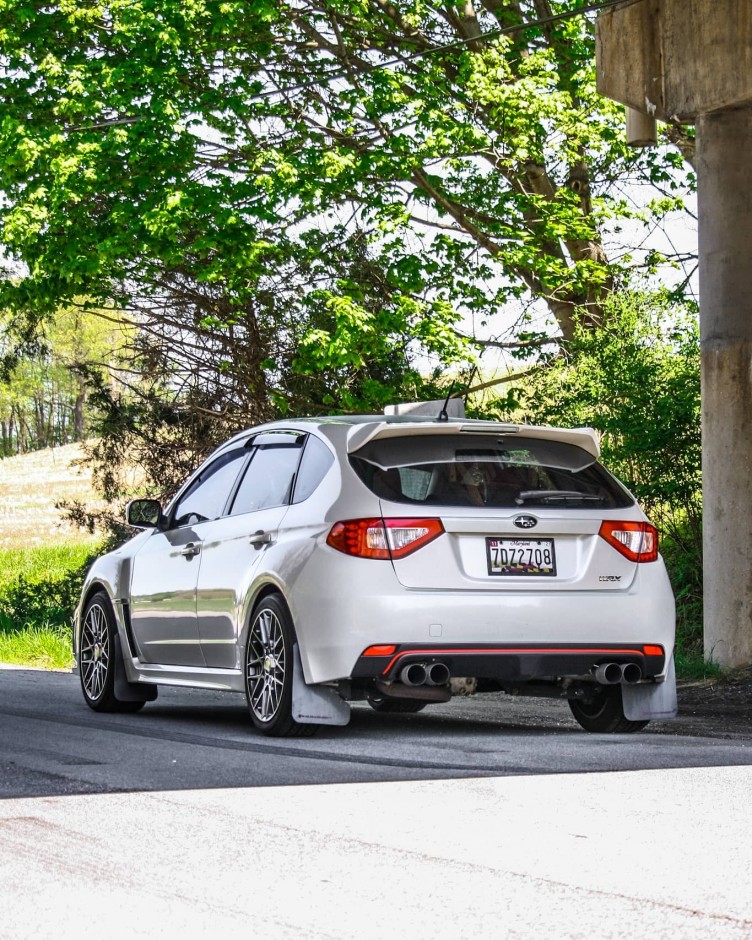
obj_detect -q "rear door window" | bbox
[350,434,633,509]
[229,433,305,516]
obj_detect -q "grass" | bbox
[0,540,96,592]
[675,650,725,683]
[0,502,99,673]
[0,541,96,670]
[0,624,74,670]
[658,525,713,683]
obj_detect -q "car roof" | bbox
[220,415,601,460]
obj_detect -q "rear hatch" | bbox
[348,423,647,592]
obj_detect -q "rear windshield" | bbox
[350,434,633,509]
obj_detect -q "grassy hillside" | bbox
[0,443,101,550]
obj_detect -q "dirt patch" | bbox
[665,668,752,739]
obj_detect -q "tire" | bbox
[569,685,649,734]
[244,595,317,737]
[79,592,145,713]
[367,694,427,714]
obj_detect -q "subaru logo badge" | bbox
[513,514,537,529]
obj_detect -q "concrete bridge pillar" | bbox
[597,0,752,667]
[697,104,752,666]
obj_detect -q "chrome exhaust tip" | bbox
[400,663,428,686]
[425,662,450,686]
[593,663,623,685]
[621,662,643,684]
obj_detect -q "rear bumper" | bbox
[351,642,667,682]
[289,547,676,684]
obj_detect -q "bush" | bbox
[0,624,74,670]
[0,543,98,635]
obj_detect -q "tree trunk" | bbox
[74,385,85,441]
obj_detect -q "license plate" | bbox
[486,538,557,576]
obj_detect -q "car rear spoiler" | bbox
[346,421,601,459]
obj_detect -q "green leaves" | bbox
[518,289,701,524]
[0,1,696,427]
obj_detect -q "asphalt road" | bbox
[2,666,752,938]
[1,666,752,797]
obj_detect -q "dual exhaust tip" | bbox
[399,659,641,688]
[399,661,450,687]
[593,662,643,685]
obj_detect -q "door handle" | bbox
[249,530,272,549]
[180,543,201,558]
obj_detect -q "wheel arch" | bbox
[242,580,306,675]
[252,581,289,614]
[81,580,114,613]
[244,578,293,634]
[75,550,135,664]
[75,580,117,659]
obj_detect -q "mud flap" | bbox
[291,644,350,726]
[113,636,158,703]
[622,655,677,721]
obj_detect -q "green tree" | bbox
[0,1,694,383]
[0,303,124,453]
[517,290,700,529]
[0,1,697,528]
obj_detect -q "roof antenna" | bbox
[437,365,478,422]
[437,384,454,422]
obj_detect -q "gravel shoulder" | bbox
[668,667,752,739]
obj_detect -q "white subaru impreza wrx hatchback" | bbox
[73,407,677,736]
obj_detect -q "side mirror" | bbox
[126,498,163,529]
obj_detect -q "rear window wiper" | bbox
[514,490,605,505]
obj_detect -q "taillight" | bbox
[326,518,444,559]
[599,521,658,563]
